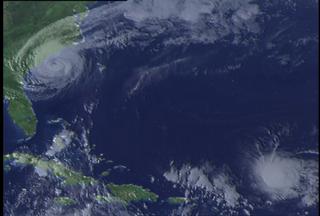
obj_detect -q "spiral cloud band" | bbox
[24,47,86,101]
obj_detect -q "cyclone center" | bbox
[256,154,301,192]
[260,158,289,188]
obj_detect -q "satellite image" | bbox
[3,0,319,215]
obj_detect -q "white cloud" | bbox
[164,163,241,208]
[252,151,319,206]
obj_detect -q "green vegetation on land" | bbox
[4,1,90,136]
[4,152,97,186]
[167,197,187,205]
[95,195,113,203]
[4,152,159,204]
[54,196,76,206]
[106,183,159,203]
[100,170,110,177]
[4,1,165,207]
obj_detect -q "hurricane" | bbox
[251,144,318,205]
[16,0,262,102]
[23,47,88,101]
[4,0,318,215]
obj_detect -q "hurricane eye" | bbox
[23,47,89,101]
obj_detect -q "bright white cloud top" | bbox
[249,143,319,207]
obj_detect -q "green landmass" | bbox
[4,152,159,204]
[100,170,110,177]
[95,195,113,203]
[167,197,187,205]
[4,152,97,186]
[4,1,173,209]
[3,1,90,137]
[106,183,159,203]
[54,196,76,206]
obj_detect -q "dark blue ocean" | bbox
[4,1,318,215]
